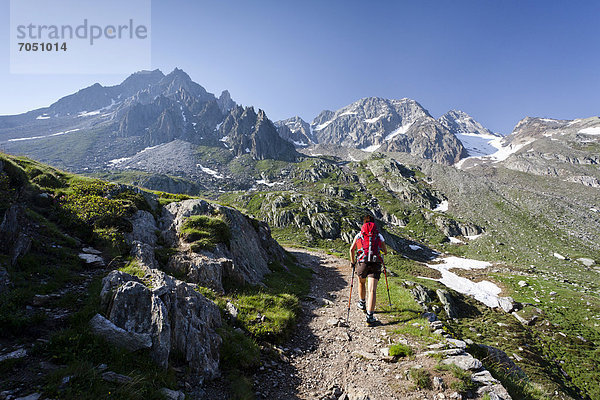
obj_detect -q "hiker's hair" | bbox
[363,215,374,223]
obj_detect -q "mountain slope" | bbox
[309,97,467,165]
[275,116,315,147]
[439,110,503,157]
[0,68,299,175]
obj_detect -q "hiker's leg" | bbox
[358,277,367,301]
[367,277,378,313]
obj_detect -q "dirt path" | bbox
[252,248,448,400]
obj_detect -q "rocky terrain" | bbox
[0,68,297,175]
[0,69,599,400]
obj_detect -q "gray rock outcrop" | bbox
[125,210,158,246]
[99,269,222,378]
[160,199,286,287]
[311,97,466,165]
[89,313,152,351]
[0,205,32,266]
[436,289,459,319]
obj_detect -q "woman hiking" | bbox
[349,215,387,325]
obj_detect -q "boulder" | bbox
[131,240,160,269]
[577,258,595,267]
[126,210,158,246]
[442,354,482,371]
[411,285,435,305]
[167,252,229,292]
[78,253,105,267]
[471,370,499,385]
[473,344,525,378]
[160,388,185,400]
[476,384,512,400]
[101,371,133,384]
[497,296,518,313]
[82,247,102,255]
[160,199,286,286]
[436,289,459,319]
[0,205,32,266]
[89,313,152,351]
[98,269,222,378]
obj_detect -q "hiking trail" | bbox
[248,248,463,400]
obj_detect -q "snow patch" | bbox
[8,128,81,142]
[139,144,160,153]
[433,200,448,212]
[465,234,482,240]
[36,114,50,120]
[292,140,308,147]
[385,122,413,141]
[197,164,224,179]
[455,132,501,157]
[448,237,464,244]
[426,256,500,308]
[78,110,101,117]
[245,147,250,153]
[256,179,283,187]
[108,157,132,166]
[409,245,422,251]
[360,143,381,152]
[578,127,600,135]
[364,115,384,123]
[314,120,334,131]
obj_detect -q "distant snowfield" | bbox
[197,164,224,179]
[579,127,600,135]
[256,179,283,187]
[360,143,381,152]
[455,132,501,157]
[426,256,501,308]
[8,128,81,142]
[455,132,534,169]
[385,122,413,141]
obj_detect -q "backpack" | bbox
[357,222,382,263]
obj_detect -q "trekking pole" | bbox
[346,261,356,322]
[382,260,392,307]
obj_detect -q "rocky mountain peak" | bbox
[439,110,497,137]
[308,96,465,165]
[219,106,298,161]
[275,116,314,147]
[217,90,236,113]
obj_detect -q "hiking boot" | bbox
[366,313,377,326]
[357,300,366,312]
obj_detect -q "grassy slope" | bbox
[0,152,313,400]
[216,154,599,400]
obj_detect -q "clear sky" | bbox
[0,0,598,134]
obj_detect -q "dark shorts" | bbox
[357,262,381,280]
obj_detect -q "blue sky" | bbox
[0,0,598,134]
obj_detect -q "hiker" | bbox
[349,215,387,325]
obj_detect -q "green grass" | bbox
[38,279,178,400]
[181,214,231,252]
[389,343,413,357]
[200,253,312,399]
[409,367,431,389]
[434,363,478,393]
